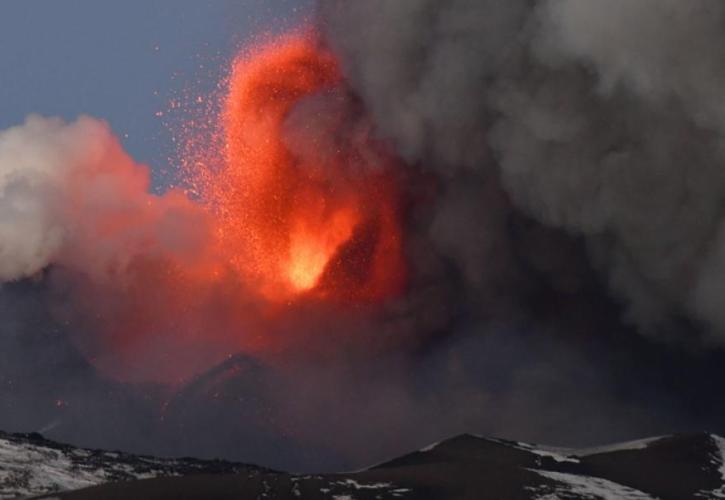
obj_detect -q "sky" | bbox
[0,0,313,187]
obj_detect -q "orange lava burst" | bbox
[194,34,406,303]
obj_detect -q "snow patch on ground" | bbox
[696,434,725,499]
[0,432,255,499]
[572,436,667,457]
[507,435,667,466]
[513,442,580,464]
[333,479,393,490]
[0,438,106,499]
[528,469,656,500]
[419,441,441,452]
[324,479,410,499]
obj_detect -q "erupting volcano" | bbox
[190,34,406,304]
[34,32,411,385]
[9,0,725,481]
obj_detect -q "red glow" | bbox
[192,34,406,303]
[66,33,408,385]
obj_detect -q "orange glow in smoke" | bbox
[192,34,406,303]
[64,33,409,385]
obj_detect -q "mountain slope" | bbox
[0,431,265,499]
[2,431,725,499]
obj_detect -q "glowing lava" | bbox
[56,32,408,386]
[194,34,406,303]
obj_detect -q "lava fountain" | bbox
[192,34,406,304]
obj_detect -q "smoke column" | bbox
[319,0,725,340]
[2,1,725,472]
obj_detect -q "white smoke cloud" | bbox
[0,115,76,281]
[0,115,209,285]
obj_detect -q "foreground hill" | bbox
[0,431,265,499]
[2,431,725,499]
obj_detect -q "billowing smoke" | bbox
[0,115,208,283]
[0,115,259,383]
[3,0,725,473]
[319,0,725,339]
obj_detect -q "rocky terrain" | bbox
[2,430,725,499]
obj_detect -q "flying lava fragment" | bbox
[192,34,406,304]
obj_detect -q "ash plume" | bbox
[319,0,725,340]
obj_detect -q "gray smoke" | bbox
[319,0,725,341]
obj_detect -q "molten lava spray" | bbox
[0,33,409,385]
[192,35,406,303]
[75,33,411,384]
[64,32,410,382]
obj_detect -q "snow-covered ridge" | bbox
[527,469,656,500]
[698,434,725,499]
[510,435,670,464]
[419,433,669,463]
[0,431,260,499]
[3,431,725,499]
[402,432,725,499]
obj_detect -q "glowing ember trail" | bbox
[192,34,406,303]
